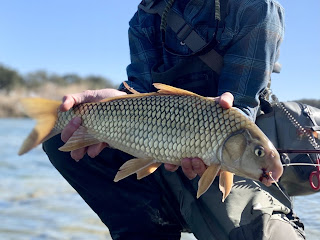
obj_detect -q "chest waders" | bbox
[139,1,305,239]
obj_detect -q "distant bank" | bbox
[0,64,117,117]
[0,82,109,118]
[1,83,319,118]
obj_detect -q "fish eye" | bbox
[254,146,265,157]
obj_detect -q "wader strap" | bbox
[139,0,224,74]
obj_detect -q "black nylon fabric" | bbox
[151,56,219,97]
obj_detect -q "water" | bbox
[1,118,319,240]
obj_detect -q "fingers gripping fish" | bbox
[18,84,283,201]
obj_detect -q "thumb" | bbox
[59,90,99,112]
[60,95,77,112]
[217,92,234,109]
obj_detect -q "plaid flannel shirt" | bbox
[120,0,285,121]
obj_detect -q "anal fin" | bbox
[136,163,162,179]
[114,158,155,182]
[219,171,234,202]
[58,126,100,152]
[197,164,221,198]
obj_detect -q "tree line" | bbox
[298,99,320,109]
[1,63,319,109]
[0,64,116,93]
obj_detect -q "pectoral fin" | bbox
[197,164,221,198]
[58,126,101,152]
[114,158,156,182]
[219,171,234,202]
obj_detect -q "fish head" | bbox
[221,127,283,186]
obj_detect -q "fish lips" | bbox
[259,149,283,186]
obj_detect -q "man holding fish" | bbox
[32,0,306,239]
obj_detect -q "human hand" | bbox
[60,88,127,161]
[164,92,234,179]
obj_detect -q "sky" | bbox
[0,0,319,101]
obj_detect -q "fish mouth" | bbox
[259,168,271,185]
[259,149,284,187]
[259,166,283,187]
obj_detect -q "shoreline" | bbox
[0,83,106,118]
[1,84,319,118]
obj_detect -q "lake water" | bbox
[1,118,319,240]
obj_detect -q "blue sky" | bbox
[0,0,319,101]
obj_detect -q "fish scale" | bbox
[18,83,283,200]
[56,94,248,166]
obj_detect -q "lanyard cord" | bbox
[271,94,320,152]
[215,0,221,21]
[160,0,176,36]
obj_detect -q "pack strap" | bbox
[139,0,224,74]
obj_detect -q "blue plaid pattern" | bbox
[120,0,284,120]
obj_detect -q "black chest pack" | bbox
[257,101,320,196]
[140,0,320,196]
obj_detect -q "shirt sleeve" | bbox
[217,0,285,121]
[118,9,163,94]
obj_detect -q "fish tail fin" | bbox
[18,98,61,155]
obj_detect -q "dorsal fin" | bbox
[99,83,201,104]
[123,81,140,94]
[153,83,200,96]
[99,92,158,103]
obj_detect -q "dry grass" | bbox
[0,83,101,118]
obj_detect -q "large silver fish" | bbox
[18,84,283,201]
